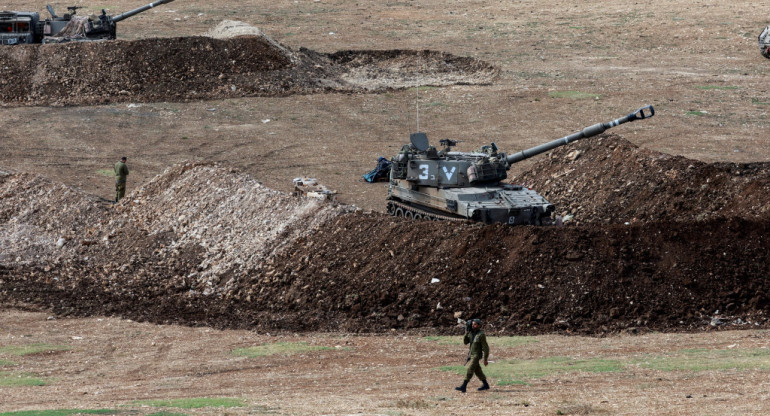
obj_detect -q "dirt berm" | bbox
[1,135,769,335]
[0,26,497,107]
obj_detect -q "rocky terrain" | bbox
[2,135,768,335]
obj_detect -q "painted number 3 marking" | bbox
[418,164,430,180]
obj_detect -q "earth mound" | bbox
[515,134,770,225]
[0,23,498,107]
[1,162,353,283]
[203,20,297,63]
[1,136,769,335]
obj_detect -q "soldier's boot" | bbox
[478,379,490,391]
[454,381,468,393]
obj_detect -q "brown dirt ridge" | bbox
[0,32,497,107]
[2,135,768,335]
[516,134,770,225]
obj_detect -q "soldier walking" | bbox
[455,318,490,393]
[114,156,129,202]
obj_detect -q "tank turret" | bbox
[0,0,175,45]
[386,105,654,225]
[43,0,175,43]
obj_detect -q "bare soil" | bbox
[3,309,770,415]
[2,0,770,414]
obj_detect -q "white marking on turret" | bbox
[443,166,456,181]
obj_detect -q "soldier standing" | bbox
[114,156,129,202]
[455,318,490,393]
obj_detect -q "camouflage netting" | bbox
[51,16,90,40]
[2,136,769,335]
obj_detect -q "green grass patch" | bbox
[752,98,770,105]
[491,336,539,348]
[421,336,460,345]
[231,342,332,358]
[0,343,71,356]
[515,71,554,79]
[146,412,187,416]
[0,360,15,366]
[548,90,600,100]
[0,371,47,387]
[132,397,247,409]
[437,347,770,386]
[96,169,114,177]
[686,110,706,116]
[408,86,438,92]
[438,356,623,386]
[494,356,623,386]
[0,410,119,416]
[697,85,739,90]
[637,348,770,372]
[422,335,537,348]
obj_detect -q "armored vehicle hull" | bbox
[388,180,553,225]
[386,106,654,225]
[0,11,40,44]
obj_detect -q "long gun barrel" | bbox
[506,105,654,164]
[112,0,175,23]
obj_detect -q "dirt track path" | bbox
[3,310,770,415]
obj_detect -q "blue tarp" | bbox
[362,157,392,183]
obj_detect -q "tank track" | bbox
[386,200,468,222]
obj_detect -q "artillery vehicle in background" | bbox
[0,0,174,45]
[759,25,770,59]
[386,105,655,225]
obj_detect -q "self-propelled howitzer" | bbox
[386,105,655,225]
[43,0,176,43]
[0,0,175,45]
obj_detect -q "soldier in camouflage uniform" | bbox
[114,156,129,202]
[455,318,490,393]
